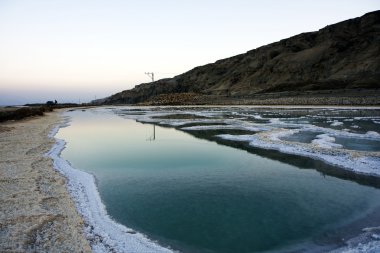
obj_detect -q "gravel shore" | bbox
[0,111,91,252]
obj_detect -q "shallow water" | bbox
[57,108,380,253]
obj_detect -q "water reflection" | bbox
[58,108,380,253]
[147,125,156,141]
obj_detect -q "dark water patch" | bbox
[119,112,146,115]
[183,129,257,139]
[152,114,209,120]
[118,108,146,112]
[243,117,271,124]
[281,131,323,144]
[335,137,380,152]
[347,119,380,134]
[281,126,303,129]
[179,122,228,128]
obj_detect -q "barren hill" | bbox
[104,11,380,105]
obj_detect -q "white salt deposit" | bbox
[330,121,344,127]
[312,134,343,149]
[366,131,380,137]
[268,129,299,141]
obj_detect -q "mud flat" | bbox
[0,111,91,252]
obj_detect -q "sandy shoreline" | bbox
[0,111,91,252]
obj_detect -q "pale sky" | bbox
[0,0,379,105]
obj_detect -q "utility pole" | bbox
[145,72,154,82]
[145,71,155,142]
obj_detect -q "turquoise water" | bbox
[58,109,380,253]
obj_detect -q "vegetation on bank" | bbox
[0,103,80,122]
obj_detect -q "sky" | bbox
[0,0,379,105]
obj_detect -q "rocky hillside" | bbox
[104,10,380,105]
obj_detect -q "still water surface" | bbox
[57,109,380,253]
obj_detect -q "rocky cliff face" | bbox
[105,11,380,104]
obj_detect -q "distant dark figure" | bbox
[46,101,54,106]
[54,100,57,104]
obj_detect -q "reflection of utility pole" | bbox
[145,72,154,82]
[147,125,156,141]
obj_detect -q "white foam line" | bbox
[47,115,174,253]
